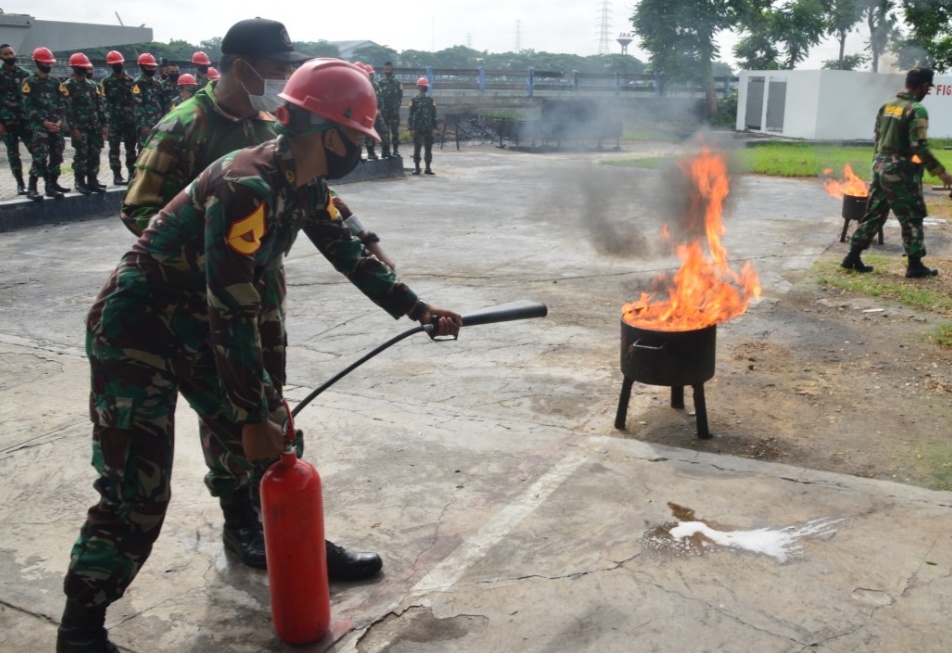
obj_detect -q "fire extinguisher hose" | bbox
[289,300,547,418]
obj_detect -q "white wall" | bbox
[737,69,952,140]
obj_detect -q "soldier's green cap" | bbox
[222,18,311,64]
[906,67,934,87]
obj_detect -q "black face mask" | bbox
[86,70,94,79]
[112,63,124,74]
[168,72,180,83]
[2,57,16,67]
[36,63,52,74]
[324,127,363,180]
[72,66,87,77]
[141,67,156,77]
[197,65,209,74]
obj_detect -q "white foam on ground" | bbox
[669,518,843,563]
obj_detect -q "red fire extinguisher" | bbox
[260,400,330,644]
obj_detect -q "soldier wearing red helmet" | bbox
[356,61,386,161]
[64,53,108,194]
[21,46,71,198]
[192,50,212,88]
[56,56,461,653]
[131,52,167,148]
[101,50,137,184]
[408,75,438,175]
[0,43,33,195]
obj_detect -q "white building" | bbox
[737,69,952,140]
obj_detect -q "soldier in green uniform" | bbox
[0,44,33,195]
[193,51,212,89]
[132,53,167,149]
[55,57,461,653]
[101,50,137,185]
[843,67,952,279]
[408,76,437,175]
[378,61,402,156]
[356,62,385,159]
[22,46,71,199]
[161,61,181,111]
[65,53,108,194]
[121,17,394,580]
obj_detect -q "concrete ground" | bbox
[1,142,950,653]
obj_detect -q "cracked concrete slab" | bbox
[1,144,950,652]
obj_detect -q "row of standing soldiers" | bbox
[0,45,217,199]
[358,61,439,175]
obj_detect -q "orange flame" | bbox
[621,148,761,332]
[823,163,868,198]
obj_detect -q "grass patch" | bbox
[813,252,952,315]
[929,323,952,349]
[736,143,872,178]
[603,156,671,169]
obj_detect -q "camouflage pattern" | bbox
[64,135,419,606]
[408,94,437,166]
[131,74,167,146]
[101,71,138,175]
[378,74,402,148]
[22,72,69,178]
[65,75,107,177]
[160,78,180,114]
[365,77,388,152]
[195,72,211,90]
[0,63,32,177]
[850,91,945,258]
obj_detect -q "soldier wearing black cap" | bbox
[842,66,952,278]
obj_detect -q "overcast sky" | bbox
[14,1,874,71]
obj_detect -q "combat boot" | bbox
[220,486,267,569]
[392,142,400,156]
[44,176,64,199]
[88,173,107,193]
[14,172,26,195]
[111,169,126,186]
[366,145,378,160]
[56,600,119,653]
[424,166,435,175]
[840,246,873,273]
[74,173,91,195]
[382,146,391,158]
[26,174,43,201]
[325,540,383,582]
[126,166,136,184]
[906,257,938,278]
[53,176,71,193]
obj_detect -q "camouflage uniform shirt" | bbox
[0,64,31,123]
[408,95,437,131]
[22,73,69,130]
[132,74,167,133]
[122,81,277,235]
[872,91,945,176]
[378,75,402,117]
[101,72,136,129]
[64,76,106,130]
[93,135,419,423]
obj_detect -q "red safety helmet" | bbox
[176,73,197,87]
[363,63,375,75]
[68,53,91,67]
[137,53,158,67]
[192,51,211,66]
[32,47,56,64]
[106,51,124,65]
[416,76,429,87]
[207,66,220,80]
[277,58,379,140]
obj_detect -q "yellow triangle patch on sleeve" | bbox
[60,84,69,96]
[21,82,30,93]
[227,202,267,255]
[132,84,140,95]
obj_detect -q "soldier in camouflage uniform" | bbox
[408,76,437,175]
[65,53,108,194]
[378,61,402,156]
[22,46,71,199]
[356,62,385,159]
[56,57,461,653]
[132,53,167,149]
[101,50,137,185]
[0,44,33,195]
[160,62,181,111]
[193,51,212,89]
[843,67,952,279]
[121,19,394,579]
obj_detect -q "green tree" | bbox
[825,0,865,69]
[897,0,952,71]
[633,0,745,117]
[861,0,900,72]
[735,0,831,70]
[352,44,399,67]
[821,52,870,68]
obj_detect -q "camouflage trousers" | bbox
[107,121,137,175]
[382,111,400,151]
[64,265,292,607]
[1,119,31,177]
[28,127,64,178]
[412,130,434,166]
[851,160,928,258]
[72,129,105,177]
[365,114,389,153]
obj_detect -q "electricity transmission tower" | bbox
[596,1,612,55]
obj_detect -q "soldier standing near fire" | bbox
[0,43,33,196]
[132,53,167,149]
[378,61,402,157]
[65,53,108,195]
[102,50,137,185]
[22,46,71,200]
[843,67,952,278]
[408,76,437,175]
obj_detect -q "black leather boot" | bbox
[75,173,91,195]
[53,175,72,193]
[88,173,107,193]
[26,174,43,201]
[326,540,383,582]
[841,246,873,272]
[56,600,119,653]
[424,166,435,175]
[366,145,378,160]
[220,486,267,569]
[412,159,421,175]
[14,172,26,195]
[112,169,126,186]
[906,257,938,278]
[45,176,64,199]
[382,146,391,158]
